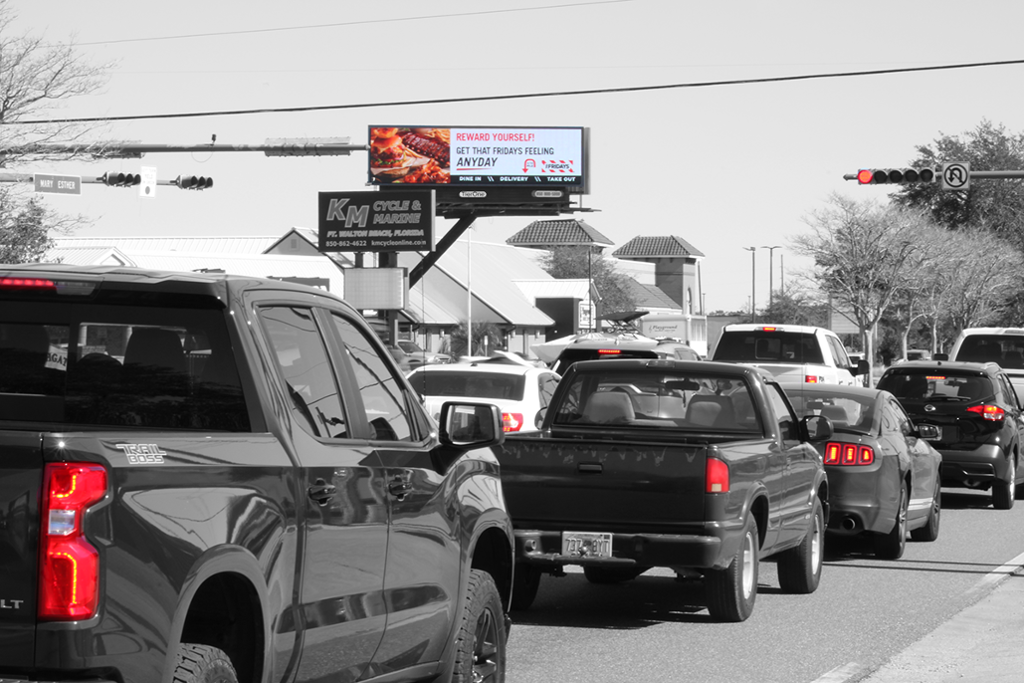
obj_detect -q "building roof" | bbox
[612,236,705,259]
[506,219,614,248]
[514,278,590,302]
[625,278,682,311]
[51,235,282,254]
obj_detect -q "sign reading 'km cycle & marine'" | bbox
[317,189,435,253]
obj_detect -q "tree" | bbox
[792,194,934,383]
[539,247,638,317]
[0,1,111,261]
[447,320,504,359]
[759,285,828,327]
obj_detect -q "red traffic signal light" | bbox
[857,167,937,185]
[174,175,213,190]
[100,171,141,187]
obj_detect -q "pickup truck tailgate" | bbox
[495,435,707,529]
[0,430,42,667]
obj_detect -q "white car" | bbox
[407,358,561,433]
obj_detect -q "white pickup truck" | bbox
[711,323,867,386]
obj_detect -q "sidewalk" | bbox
[858,569,1024,683]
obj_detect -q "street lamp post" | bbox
[743,247,756,323]
[760,246,782,314]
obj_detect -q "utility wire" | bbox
[73,1,631,46]
[8,58,1024,126]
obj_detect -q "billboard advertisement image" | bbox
[368,126,586,189]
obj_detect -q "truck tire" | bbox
[705,516,758,622]
[777,497,824,594]
[511,564,541,611]
[910,481,941,542]
[172,644,237,683]
[452,569,506,683]
[874,484,908,560]
[583,566,647,585]
[993,457,1016,510]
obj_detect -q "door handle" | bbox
[307,478,337,507]
[389,475,413,500]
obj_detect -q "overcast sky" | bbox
[11,0,1024,312]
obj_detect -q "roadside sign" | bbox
[33,173,81,195]
[139,166,157,197]
[942,162,970,191]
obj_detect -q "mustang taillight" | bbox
[966,404,1005,421]
[824,442,874,466]
[38,463,108,621]
[502,412,524,432]
[706,457,730,493]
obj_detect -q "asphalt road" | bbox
[505,487,1024,683]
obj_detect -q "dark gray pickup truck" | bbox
[495,358,831,622]
[0,264,512,683]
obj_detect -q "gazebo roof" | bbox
[506,219,614,248]
[612,236,705,260]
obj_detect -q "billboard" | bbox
[318,189,435,253]
[368,126,586,189]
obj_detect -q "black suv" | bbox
[877,361,1024,509]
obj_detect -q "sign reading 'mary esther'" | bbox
[317,189,435,253]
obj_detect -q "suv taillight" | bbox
[966,404,1005,421]
[38,463,107,620]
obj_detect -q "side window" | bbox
[539,374,558,408]
[258,306,348,439]
[767,383,798,440]
[331,314,413,442]
[883,399,910,436]
[827,336,849,367]
[998,374,1016,408]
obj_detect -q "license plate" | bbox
[561,531,613,558]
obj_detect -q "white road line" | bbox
[809,661,867,683]
[967,547,1024,597]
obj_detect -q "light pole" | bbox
[760,245,781,314]
[743,247,756,323]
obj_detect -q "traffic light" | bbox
[100,171,141,187]
[174,175,213,190]
[856,167,937,185]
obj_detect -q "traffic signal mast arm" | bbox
[844,169,1024,181]
[0,172,213,189]
[0,137,365,159]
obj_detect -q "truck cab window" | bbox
[258,307,348,439]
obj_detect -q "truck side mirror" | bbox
[851,359,870,376]
[801,414,833,442]
[438,401,504,449]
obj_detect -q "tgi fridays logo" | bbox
[524,159,575,174]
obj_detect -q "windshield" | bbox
[955,334,1024,369]
[714,331,824,364]
[408,370,526,400]
[877,370,993,403]
[787,391,874,435]
[397,340,423,354]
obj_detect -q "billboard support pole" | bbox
[409,216,476,286]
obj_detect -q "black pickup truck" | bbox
[495,358,831,622]
[0,264,512,683]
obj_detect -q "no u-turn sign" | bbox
[942,162,970,191]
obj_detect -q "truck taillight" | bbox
[966,404,1005,421]
[502,412,524,432]
[706,457,729,493]
[38,463,107,621]
[805,375,822,384]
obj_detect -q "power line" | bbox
[9,57,1024,126]
[73,1,631,46]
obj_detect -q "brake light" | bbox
[824,442,874,466]
[502,412,524,432]
[597,349,621,356]
[805,375,822,383]
[967,404,1005,421]
[38,463,107,620]
[706,457,730,493]
[0,277,55,288]
[760,327,778,332]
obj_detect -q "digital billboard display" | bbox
[367,126,586,189]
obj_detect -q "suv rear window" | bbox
[956,334,1024,369]
[0,304,249,431]
[877,370,994,403]
[714,331,824,364]
[408,370,526,400]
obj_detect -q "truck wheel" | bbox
[173,644,237,683]
[452,569,506,683]
[777,497,824,594]
[583,566,647,584]
[874,484,908,560]
[993,457,1016,510]
[511,564,541,611]
[705,516,758,622]
[911,481,941,542]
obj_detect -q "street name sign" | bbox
[34,173,81,195]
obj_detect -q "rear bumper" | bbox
[937,443,1009,486]
[824,462,900,535]
[513,526,740,571]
